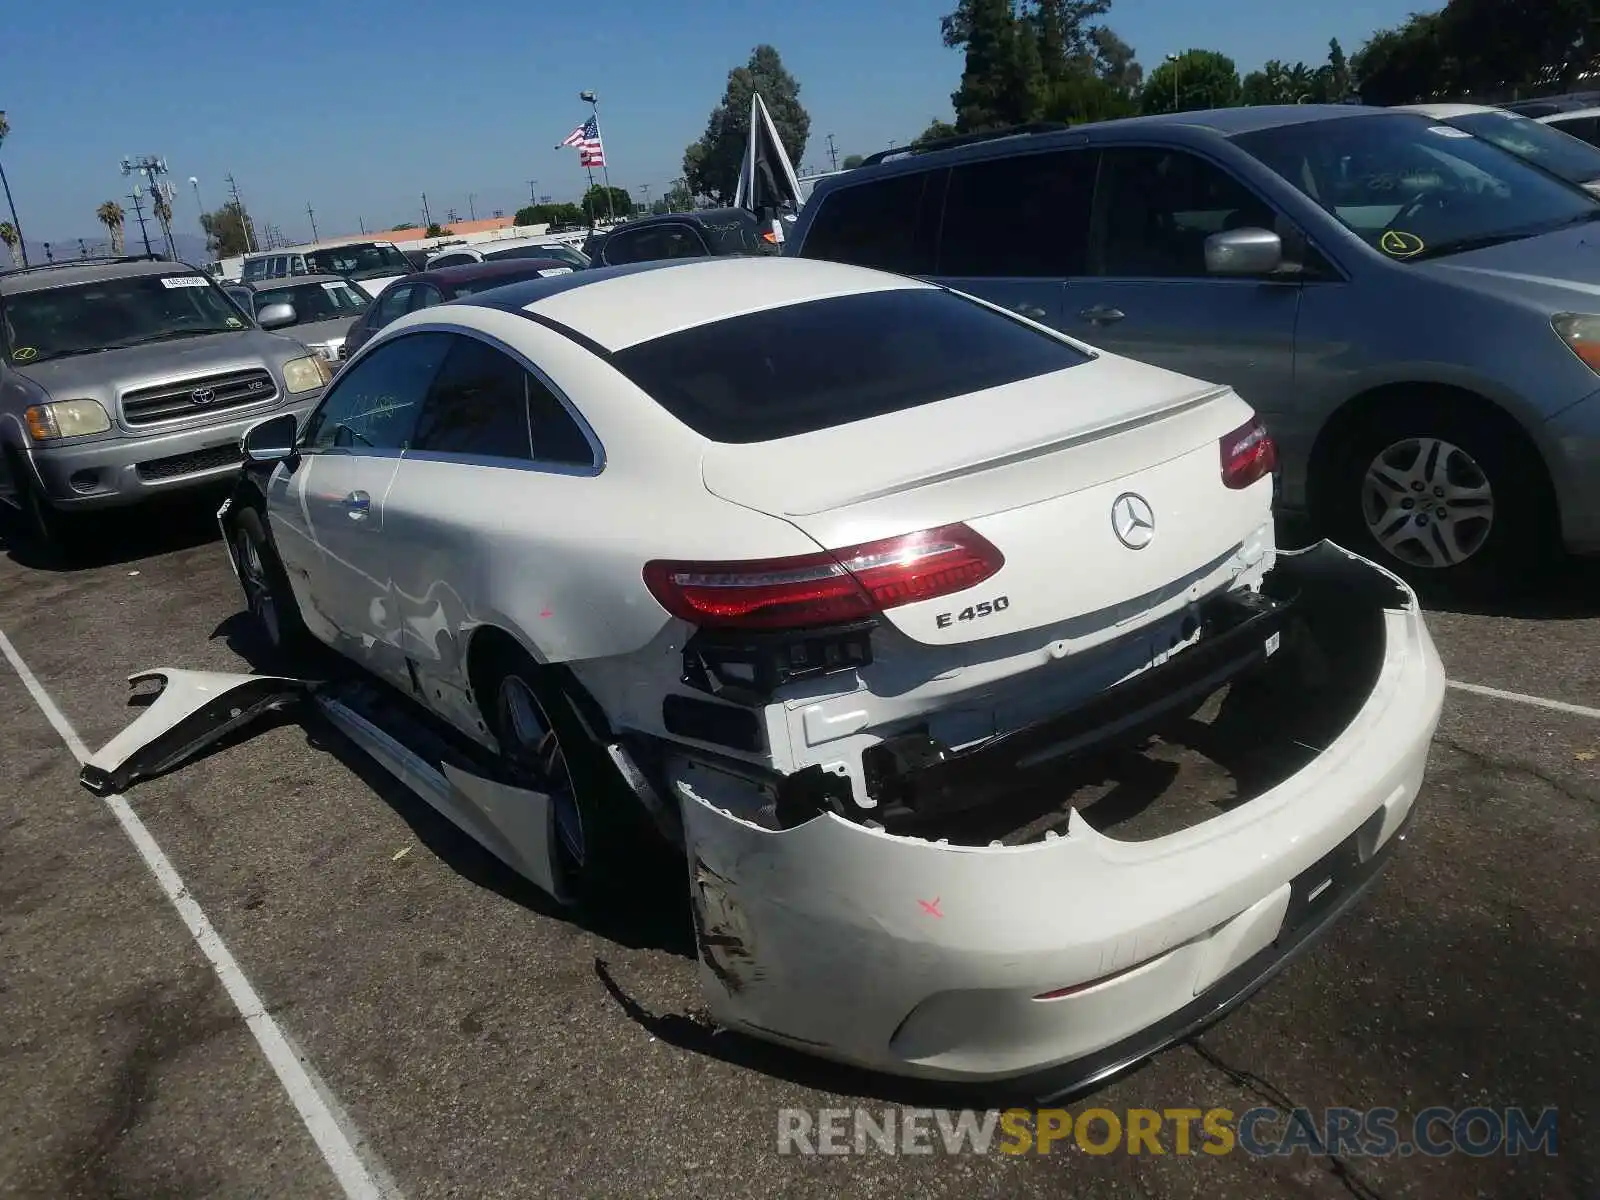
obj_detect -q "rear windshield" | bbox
[608,286,1093,443]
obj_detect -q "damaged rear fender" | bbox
[673,541,1446,1086]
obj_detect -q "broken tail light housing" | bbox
[1220,416,1277,490]
[643,523,1006,632]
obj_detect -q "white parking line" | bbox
[0,630,400,1200]
[1448,679,1600,721]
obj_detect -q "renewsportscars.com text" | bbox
[776,1105,1559,1157]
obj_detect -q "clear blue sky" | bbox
[3,0,1422,246]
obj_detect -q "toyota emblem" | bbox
[190,387,217,406]
[1111,492,1156,550]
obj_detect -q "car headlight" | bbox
[1551,313,1600,374]
[24,398,112,441]
[283,354,332,394]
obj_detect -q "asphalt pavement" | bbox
[0,496,1595,1200]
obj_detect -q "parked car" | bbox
[341,258,583,359]
[0,256,331,549]
[1537,106,1600,150]
[220,254,1443,1092]
[787,105,1600,591]
[1396,102,1600,194]
[223,274,371,363]
[240,250,310,283]
[1503,93,1600,118]
[580,208,781,267]
[300,241,414,299]
[424,238,591,271]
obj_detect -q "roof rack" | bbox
[1,252,172,278]
[859,122,1071,168]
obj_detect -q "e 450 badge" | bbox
[935,595,1010,629]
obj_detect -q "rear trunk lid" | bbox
[700,356,1270,644]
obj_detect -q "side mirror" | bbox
[242,412,300,466]
[257,302,297,330]
[1204,227,1284,276]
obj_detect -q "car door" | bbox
[933,147,1097,328]
[1062,144,1301,409]
[381,331,601,729]
[272,331,451,685]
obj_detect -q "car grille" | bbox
[135,442,243,481]
[121,368,278,427]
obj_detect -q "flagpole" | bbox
[585,165,597,226]
[580,91,616,224]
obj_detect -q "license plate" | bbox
[1278,831,1363,942]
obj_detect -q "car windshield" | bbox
[2,272,247,365]
[251,279,370,324]
[304,243,411,280]
[1446,111,1600,186]
[610,287,1093,443]
[1232,113,1600,262]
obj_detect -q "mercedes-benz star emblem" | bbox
[190,387,216,406]
[1111,492,1156,550]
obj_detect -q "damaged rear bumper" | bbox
[676,541,1445,1097]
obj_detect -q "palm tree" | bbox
[96,201,126,255]
[0,112,27,267]
[0,221,19,269]
[151,190,175,259]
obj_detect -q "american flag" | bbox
[558,116,606,168]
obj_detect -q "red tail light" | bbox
[1220,416,1277,490]
[643,524,1005,631]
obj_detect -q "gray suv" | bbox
[787,105,1600,591]
[0,256,331,548]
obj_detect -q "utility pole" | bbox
[641,183,653,212]
[445,207,459,224]
[579,90,616,222]
[529,179,538,204]
[225,173,254,253]
[126,187,153,256]
[358,216,366,233]
[121,156,177,259]
[468,193,477,221]
[306,203,319,242]
[421,193,433,228]
[826,133,839,172]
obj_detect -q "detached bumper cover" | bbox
[677,541,1446,1095]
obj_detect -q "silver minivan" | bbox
[787,105,1600,592]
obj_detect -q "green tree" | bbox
[840,153,865,169]
[1089,26,1142,95]
[0,221,20,269]
[683,45,811,205]
[1321,37,1353,101]
[515,202,585,227]
[1139,49,1240,113]
[200,200,256,257]
[942,0,1038,131]
[582,185,634,222]
[425,223,454,237]
[914,119,960,145]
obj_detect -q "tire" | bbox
[8,452,78,558]
[476,652,659,903]
[1322,397,1555,595]
[231,504,315,664]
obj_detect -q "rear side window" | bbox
[410,334,593,466]
[429,252,475,269]
[938,149,1096,277]
[797,171,941,274]
[610,286,1092,443]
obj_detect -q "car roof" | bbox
[1394,102,1498,118]
[246,273,357,290]
[1541,106,1600,122]
[0,258,209,295]
[405,257,578,288]
[825,105,1407,185]
[463,254,929,352]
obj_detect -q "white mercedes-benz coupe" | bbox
[221,255,1445,1096]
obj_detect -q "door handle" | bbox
[344,490,370,520]
[1078,304,1126,324]
[1011,303,1048,321]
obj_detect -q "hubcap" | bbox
[236,530,281,647]
[1360,437,1493,570]
[496,677,585,867]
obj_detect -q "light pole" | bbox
[189,176,207,253]
[578,90,616,223]
[0,109,29,266]
[1166,53,1180,111]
